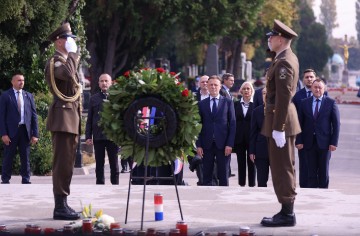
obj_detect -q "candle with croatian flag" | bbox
[154,193,163,221]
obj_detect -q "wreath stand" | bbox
[124,113,184,230]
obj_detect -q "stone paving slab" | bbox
[1,183,360,235]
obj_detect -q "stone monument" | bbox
[339,34,352,87]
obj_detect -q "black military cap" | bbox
[266,19,298,39]
[47,22,76,42]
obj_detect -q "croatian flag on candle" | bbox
[154,193,163,221]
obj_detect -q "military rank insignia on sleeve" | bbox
[279,67,286,79]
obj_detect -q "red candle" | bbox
[44,228,55,235]
[24,224,33,234]
[63,224,73,234]
[176,221,187,236]
[110,222,121,232]
[31,225,42,234]
[169,228,180,236]
[82,219,93,234]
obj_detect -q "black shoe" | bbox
[121,169,127,173]
[53,195,80,220]
[230,173,235,177]
[261,212,296,227]
[53,207,81,220]
[189,156,202,172]
[1,181,10,184]
[22,181,31,184]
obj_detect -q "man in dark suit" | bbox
[85,74,120,185]
[249,87,270,187]
[292,68,318,188]
[45,22,81,220]
[220,73,234,99]
[196,75,236,186]
[261,19,301,227]
[219,73,236,177]
[0,74,38,184]
[296,79,340,188]
[189,75,209,185]
[195,75,210,102]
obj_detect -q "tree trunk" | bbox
[232,37,247,81]
[104,14,120,78]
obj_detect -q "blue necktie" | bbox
[314,99,320,119]
[212,97,217,115]
[307,91,311,97]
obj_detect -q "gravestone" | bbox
[205,44,219,76]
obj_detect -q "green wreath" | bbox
[100,68,201,167]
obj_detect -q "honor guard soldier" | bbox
[260,19,301,227]
[45,22,81,220]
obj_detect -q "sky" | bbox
[312,0,357,39]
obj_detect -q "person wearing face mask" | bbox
[260,19,301,227]
[45,22,81,220]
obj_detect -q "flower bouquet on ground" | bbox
[71,203,116,234]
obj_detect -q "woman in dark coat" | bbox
[234,81,256,187]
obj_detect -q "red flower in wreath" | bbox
[124,71,130,77]
[156,67,165,73]
[181,89,189,97]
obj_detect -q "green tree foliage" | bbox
[83,0,180,93]
[297,1,333,75]
[0,0,87,94]
[0,0,70,93]
[320,0,338,39]
[83,0,267,91]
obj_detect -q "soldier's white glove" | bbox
[272,130,286,148]
[65,37,77,53]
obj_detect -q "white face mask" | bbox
[267,41,273,52]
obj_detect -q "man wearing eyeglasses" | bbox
[261,19,301,227]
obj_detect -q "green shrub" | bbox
[29,115,53,175]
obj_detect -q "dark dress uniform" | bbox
[261,20,301,227]
[45,23,81,220]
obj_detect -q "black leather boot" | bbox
[53,195,80,220]
[63,196,81,214]
[261,203,296,227]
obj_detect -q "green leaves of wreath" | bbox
[100,68,201,167]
